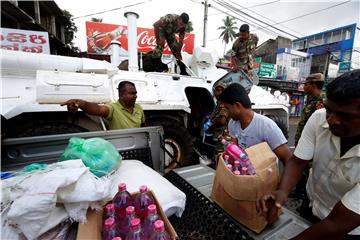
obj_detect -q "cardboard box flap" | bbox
[214,142,279,201]
[245,142,277,171]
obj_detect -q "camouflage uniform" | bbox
[230,33,259,72]
[153,14,184,58]
[294,91,326,145]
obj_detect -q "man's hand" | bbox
[61,99,82,113]
[257,190,288,221]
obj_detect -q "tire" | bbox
[147,119,194,172]
[265,115,289,139]
[17,123,88,137]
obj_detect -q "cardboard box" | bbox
[77,190,178,240]
[211,142,281,233]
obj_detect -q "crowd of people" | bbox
[61,12,360,239]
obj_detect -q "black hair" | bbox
[118,81,135,93]
[219,83,252,108]
[313,81,324,90]
[326,69,360,103]
[239,24,250,33]
[180,13,189,24]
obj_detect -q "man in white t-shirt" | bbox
[258,69,360,239]
[218,83,291,165]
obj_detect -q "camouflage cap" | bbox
[305,73,324,83]
[213,81,227,92]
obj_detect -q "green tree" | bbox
[218,16,237,55]
[91,17,103,22]
[62,10,79,53]
[185,21,193,33]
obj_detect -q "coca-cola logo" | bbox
[137,30,190,52]
[86,22,194,55]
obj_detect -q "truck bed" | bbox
[1,128,310,239]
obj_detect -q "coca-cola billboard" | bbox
[86,21,194,55]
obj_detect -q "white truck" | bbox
[1,12,289,172]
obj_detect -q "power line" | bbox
[209,0,280,16]
[211,4,285,39]
[72,1,150,19]
[214,0,299,38]
[255,0,352,35]
[228,0,304,37]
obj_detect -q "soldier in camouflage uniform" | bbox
[230,24,259,78]
[153,13,189,63]
[207,81,231,161]
[294,73,325,201]
[294,73,326,145]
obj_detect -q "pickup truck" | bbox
[1,127,310,239]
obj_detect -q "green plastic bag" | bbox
[59,137,121,177]
[23,163,48,172]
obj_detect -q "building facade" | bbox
[292,23,357,75]
[1,0,75,55]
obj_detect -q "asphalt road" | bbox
[288,117,300,152]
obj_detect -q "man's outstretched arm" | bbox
[61,99,109,118]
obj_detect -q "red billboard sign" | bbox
[86,22,194,55]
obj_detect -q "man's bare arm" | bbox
[61,99,109,118]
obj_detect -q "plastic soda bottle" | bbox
[118,206,137,239]
[104,203,115,220]
[149,220,171,240]
[221,139,244,164]
[233,160,241,171]
[233,170,241,176]
[142,204,160,239]
[134,185,155,219]
[223,154,230,165]
[125,218,146,240]
[113,183,133,219]
[239,153,256,175]
[241,167,248,175]
[226,164,233,171]
[103,218,117,240]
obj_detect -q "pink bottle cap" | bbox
[139,185,148,193]
[104,218,115,230]
[234,160,240,166]
[147,204,157,214]
[130,218,141,230]
[221,139,227,144]
[126,206,135,215]
[233,170,241,175]
[105,203,115,214]
[112,238,122,240]
[226,164,233,170]
[118,183,126,192]
[224,155,230,160]
[154,220,165,232]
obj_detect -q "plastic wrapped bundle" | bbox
[60,137,121,177]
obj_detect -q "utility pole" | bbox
[202,0,210,47]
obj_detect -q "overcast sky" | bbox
[56,0,360,59]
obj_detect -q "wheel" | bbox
[265,115,289,139]
[17,123,88,137]
[147,119,194,172]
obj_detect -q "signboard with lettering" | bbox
[258,63,277,78]
[0,28,50,54]
[86,22,195,55]
[338,61,351,73]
